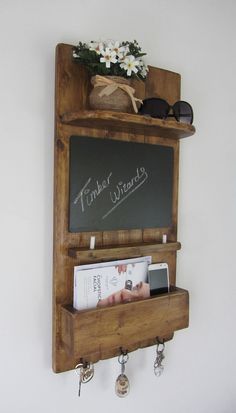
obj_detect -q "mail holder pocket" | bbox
[60,287,189,364]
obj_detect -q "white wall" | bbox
[1,0,236,412]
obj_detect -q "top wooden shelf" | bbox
[61,110,195,139]
[55,43,196,140]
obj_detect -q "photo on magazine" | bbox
[73,256,152,311]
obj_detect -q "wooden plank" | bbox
[102,229,143,247]
[61,110,195,139]
[145,66,181,104]
[68,241,181,262]
[55,43,90,116]
[60,288,189,366]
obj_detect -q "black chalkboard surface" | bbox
[69,136,174,232]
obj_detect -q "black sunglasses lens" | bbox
[173,101,193,124]
[139,99,169,119]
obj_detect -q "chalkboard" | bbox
[69,136,174,232]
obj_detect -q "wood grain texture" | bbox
[68,241,181,263]
[53,43,192,373]
[61,110,195,139]
[55,43,91,116]
[145,66,181,104]
[60,288,189,370]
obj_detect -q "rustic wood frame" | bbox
[53,43,194,373]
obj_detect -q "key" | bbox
[75,362,94,397]
[78,369,83,397]
[154,341,165,377]
[81,363,94,383]
[115,373,130,397]
[154,359,164,377]
[75,363,84,397]
[115,351,130,397]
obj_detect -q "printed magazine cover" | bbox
[73,256,152,311]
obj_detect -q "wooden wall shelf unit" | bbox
[53,43,195,373]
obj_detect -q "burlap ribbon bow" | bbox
[92,75,143,113]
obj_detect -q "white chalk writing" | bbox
[73,172,112,212]
[73,167,148,219]
[102,167,148,219]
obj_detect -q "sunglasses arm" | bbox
[167,114,192,118]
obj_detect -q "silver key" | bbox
[81,363,94,383]
[75,362,94,397]
[75,363,83,397]
[154,341,165,377]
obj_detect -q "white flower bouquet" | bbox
[73,39,148,79]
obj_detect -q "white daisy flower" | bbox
[120,55,139,76]
[73,39,148,79]
[137,59,149,78]
[73,50,79,58]
[106,41,128,60]
[100,48,117,68]
[89,41,104,55]
[140,64,148,78]
[117,45,129,61]
[107,40,120,53]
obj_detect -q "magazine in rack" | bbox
[73,256,152,311]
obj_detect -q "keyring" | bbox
[75,362,84,376]
[156,342,165,354]
[156,338,165,353]
[118,349,129,364]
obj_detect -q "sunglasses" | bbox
[139,98,194,125]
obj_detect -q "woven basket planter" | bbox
[89,75,133,113]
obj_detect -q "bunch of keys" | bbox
[115,349,130,398]
[154,340,165,377]
[75,361,94,397]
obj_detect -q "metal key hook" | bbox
[156,338,165,353]
[75,358,89,371]
[75,358,94,397]
[118,347,129,365]
[75,361,84,375]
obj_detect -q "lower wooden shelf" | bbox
[60,287,189,363]
[68,241,181,264]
